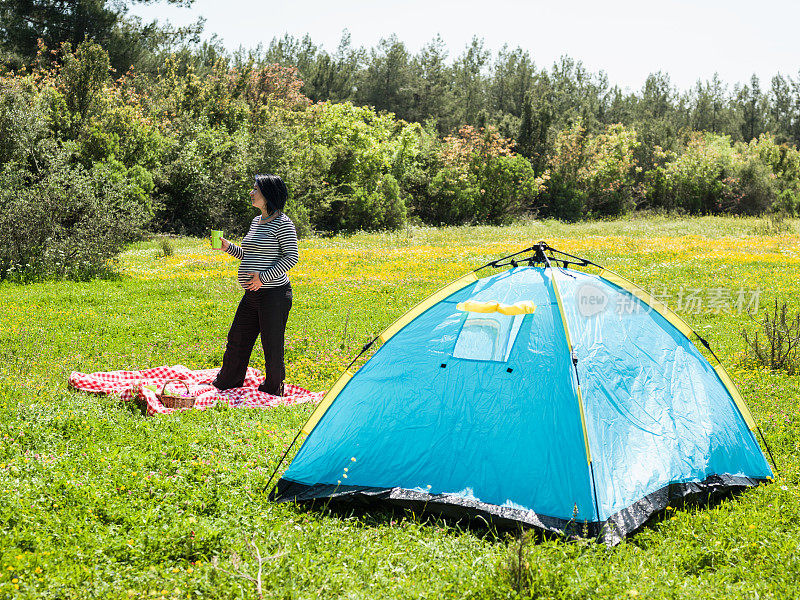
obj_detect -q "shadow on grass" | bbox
[292,498,508,544]
[276,482,762,549]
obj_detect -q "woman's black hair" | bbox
[255,174,288,213]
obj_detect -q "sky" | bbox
[129,0,800,93]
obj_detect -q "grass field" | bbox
[1,215,799,599]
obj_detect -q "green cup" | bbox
[211,229,223,249]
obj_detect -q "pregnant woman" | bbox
[213,174,298,396]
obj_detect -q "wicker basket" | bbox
[158,379,196,409]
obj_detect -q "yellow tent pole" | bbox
[549,271,592,466]
[545,263,601,524]
[264,270,479,493]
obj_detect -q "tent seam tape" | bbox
[549,271,593,466]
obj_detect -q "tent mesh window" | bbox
[452,312,524,362]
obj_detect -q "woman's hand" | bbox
[220,237,230,251]
[244,273,263,291]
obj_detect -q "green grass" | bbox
[1,216,799,599]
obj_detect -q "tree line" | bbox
[260,32,800,151]
[1,3,799,282]
[3,2,800,151]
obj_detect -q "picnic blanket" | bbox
[68,364,323,416]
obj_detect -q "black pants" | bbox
[213,283,292,395]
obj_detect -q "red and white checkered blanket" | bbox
[68,364,323,416]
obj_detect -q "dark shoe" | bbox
[212,379,238,391]
[258,381,284,396]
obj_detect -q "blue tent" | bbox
[269,243,773,543]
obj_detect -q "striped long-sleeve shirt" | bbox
[225,213,299,289]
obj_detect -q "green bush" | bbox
[420,125,540,225]
[157,238,175,257]
[645,132,740,214]
[740,134,800,215]
[723,156,778,215]
[346,174,406,231]
[477,153,540,223]
[536,120,590,221]
[426,166,480,225]
[0,46,147,281]
[0,149,148,281]
[538,121,639,220]
[581,123,640,217]
[0,76,50,169]
[536,172,587,221]
[645,132,790,216]
[288,102,414,232]
[152,132,215,235]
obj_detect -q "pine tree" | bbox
[0,0,201,72]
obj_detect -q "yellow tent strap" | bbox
[549,270,593,466]
[457,300,536,315]
[598,268,758,433]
